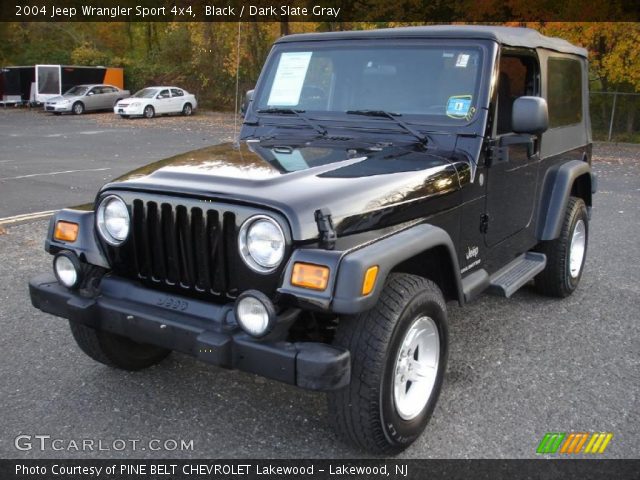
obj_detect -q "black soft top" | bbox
[276,25,588,58]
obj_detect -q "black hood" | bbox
[101,140,471,241]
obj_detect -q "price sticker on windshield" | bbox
[446,95,473,119]
[267,51,312,106]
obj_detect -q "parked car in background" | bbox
[114,87,197,119]
[44,84,130,115]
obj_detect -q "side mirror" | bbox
[87,91,94,96]
[241,89,254,116]
[512,96,548,134]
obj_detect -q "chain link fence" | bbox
[590,91,640,143]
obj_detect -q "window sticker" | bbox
[455,53,470,68]
[446,95,473,119]
[267,52,313,106]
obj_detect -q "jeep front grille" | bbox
[131,199,237,296]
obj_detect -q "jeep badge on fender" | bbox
[29,25,595,454]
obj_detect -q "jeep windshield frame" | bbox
[248,39,492,135]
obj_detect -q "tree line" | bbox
[1,22,638,131]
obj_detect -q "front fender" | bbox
[278,224,463,314]
[332,224,462,314]
[45,209,109,268]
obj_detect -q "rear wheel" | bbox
[143,105,155,118]
[72,102,84,115]
[182,103,193,116]
[328,273,448,454]
[535,196,589,297]
[69,322,170,371]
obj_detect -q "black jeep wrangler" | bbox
[30,26,595,454]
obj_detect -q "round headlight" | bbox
[234,291,277,337]
[97,195,130,245]
[238,215,285,273]
[53,252,81,289]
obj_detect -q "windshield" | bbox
[255,43,483,125]
[64,86,88,96]
[133,88,158,98]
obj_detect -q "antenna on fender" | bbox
[233,21,242,147]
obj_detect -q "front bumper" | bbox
[29,274,350,391]
[45,103,72,112]
[114,105,143,116]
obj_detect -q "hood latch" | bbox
[314,208,337,250]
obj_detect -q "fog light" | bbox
[234,291,276,337]
[53,252,82,289]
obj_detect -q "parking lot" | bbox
[0,109,236,218]
[0,109,638,459]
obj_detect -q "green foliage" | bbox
[70,44,111,65]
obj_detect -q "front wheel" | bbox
[72,102,84,115]
[328,273,448,454]
[69,322,170,371]
[535,196,589,297]
[143,105,155,118]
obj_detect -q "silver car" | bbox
[44,84,130,115]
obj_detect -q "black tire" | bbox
[327,273,448,454]
[72,102,84,115]
[69,322,170,371]
[535,196,589,297]
[182,103,193,116]
[143,105,155,118]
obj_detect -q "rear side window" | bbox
[547,57,583,128]
[171,88,184,97]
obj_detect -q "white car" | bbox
[114,86,197,118]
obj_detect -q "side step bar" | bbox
[488,252,547,298]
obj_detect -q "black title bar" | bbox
[2,0,640,22]
[2,459,640,480]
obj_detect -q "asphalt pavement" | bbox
[0,109,236,218]
[0,109,638,459]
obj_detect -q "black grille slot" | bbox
[130,200,235,297]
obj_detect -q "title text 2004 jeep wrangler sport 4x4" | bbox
[30,26,595,454]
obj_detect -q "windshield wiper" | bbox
[345,110,428,146]
[257,108,327,136]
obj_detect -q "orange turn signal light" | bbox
[54,221,79,242]
[361,266,379,296]
[291,262,330,291]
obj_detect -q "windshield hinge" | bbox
[480,214,489,234]
[314,208,337,250]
